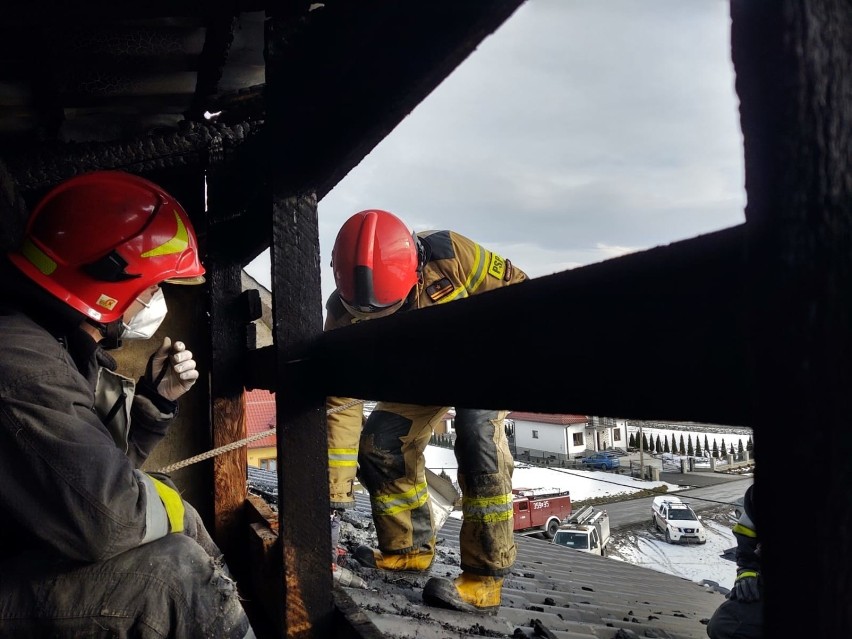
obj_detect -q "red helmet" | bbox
[8,170,205,323]
[331,209,420,319]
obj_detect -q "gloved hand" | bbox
[146,336,199,401]
[730,569,761,602]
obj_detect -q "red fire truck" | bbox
[512,487,572,538]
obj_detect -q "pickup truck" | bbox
[651,495,707,544]
[580,452,620,471]
[551,506,611,556]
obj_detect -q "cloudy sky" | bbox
[247,0,746,308]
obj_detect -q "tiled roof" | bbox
[245,468,727,638]
[245,389,277,448]
[509,411,589,425]
[336,493,725,638]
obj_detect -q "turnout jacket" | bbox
[0,305,179,563]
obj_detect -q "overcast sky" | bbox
[246,0,746,308]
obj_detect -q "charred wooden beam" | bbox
[6,119,261,196]
[731,1,852,637]
[188,12,239,121]
[2,1,264,22]
[256,0,528,198]
[268,193,329,636]
[247,225,752,427]
[205,166,254,575]
[265,5,331,635]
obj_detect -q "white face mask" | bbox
[121,288,168,340]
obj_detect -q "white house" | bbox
[509,412,590,459]
[509,412,628,460]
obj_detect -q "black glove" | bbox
[730,569,761,602]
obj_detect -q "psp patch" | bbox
[488,253,513,281]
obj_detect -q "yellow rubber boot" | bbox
[422,572,504,614]
[353,544,435,572]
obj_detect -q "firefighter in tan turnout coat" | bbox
[325,209,527,613]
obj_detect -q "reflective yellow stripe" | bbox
[733,523,757,538]
[328,448,358,468]
[373,482,429,516]
[437,243,489,304]
[462,493,514,523]
[464,246,490,294]
[150,476,185,533]
[142,210,189,257]
[21,239,57,275]
[737,570,758,580]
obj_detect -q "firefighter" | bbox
[326,209,527,613]
[707,484,762,639]
[0,171,254,638]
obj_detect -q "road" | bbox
[604,476,752,530]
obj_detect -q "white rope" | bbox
[155,398,365,474]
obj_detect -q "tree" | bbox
[629,432,636,449]
[704,434,710,453]
[738,439,745,455]
[655,434,662,454]
[664,435,670,453]
[679,434,686,454]
[712,440,719,459]
[687,435,694,456]
[747,435,754,452]
[671,434,679,455]
[721,438,727,457]
[695,439,703,457]
[642,432,649,451]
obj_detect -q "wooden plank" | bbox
[206,170,251,568]
[247,226,752,427]
[731,2,852,637]
[268,190,330,638]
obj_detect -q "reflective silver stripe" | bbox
[135,470,170,544]
[372,481,429,516]
[328,448,358,468]
[462,493,514,523]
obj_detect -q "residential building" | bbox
[246,388,278,470]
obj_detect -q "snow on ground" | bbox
[607,510,737,591]
[424,444,741,592]
[425,444,680,501]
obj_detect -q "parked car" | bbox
[651,496,707,544]
[580,452,621,471]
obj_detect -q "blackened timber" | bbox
[205,169,253,578]
[7,120,261,195]
[269,193,331,637]
[247,225,752,427]
[732,2,852,637]
[187,12,239,120]
[257,0,527,196]
[267,11,330,632]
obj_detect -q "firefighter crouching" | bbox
[326,209,527,613]
[0,171,254,638]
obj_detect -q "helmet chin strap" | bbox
[97,318,124,350]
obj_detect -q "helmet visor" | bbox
[163,274,206,285]
[340,296,405,320]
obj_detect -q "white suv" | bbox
[651,496,707,544]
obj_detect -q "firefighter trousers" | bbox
[0,511,254,638]
[354,402,516,577]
